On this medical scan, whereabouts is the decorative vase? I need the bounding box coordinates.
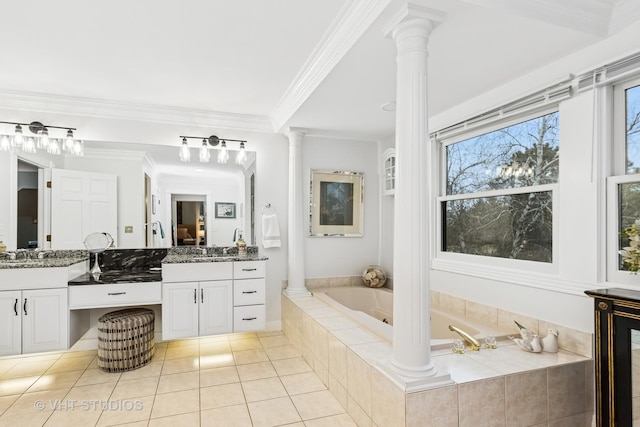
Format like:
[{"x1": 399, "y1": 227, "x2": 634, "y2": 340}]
[{"x1": 362, "y1": 265, "x2": 386, "y2": 288}]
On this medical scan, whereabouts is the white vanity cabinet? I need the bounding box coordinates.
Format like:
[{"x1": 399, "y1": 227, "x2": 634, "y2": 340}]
[
  {"x1": 162, "y1": 262, "x2": 234, "y2": 340},
  {"x1": 0, "y1": 288, "x2": 68, "y2": 356},
  {"x1": 161, "y1": 259, "x2": 266, "y2": 339},
  {"x1": 0, "y1": 264, "x2": 82, "y2": 357},
  {"x1": 233, "y1": 261, "x2": 266, "y2": 332}
]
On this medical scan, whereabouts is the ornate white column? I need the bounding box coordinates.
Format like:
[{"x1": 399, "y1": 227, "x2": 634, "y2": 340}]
[
  {"x1": 378, "y1": 3, "x2": 451, "y2": 391},
  {"x1": 283, "y1": 127, "x2": 311, "y2": 297}
]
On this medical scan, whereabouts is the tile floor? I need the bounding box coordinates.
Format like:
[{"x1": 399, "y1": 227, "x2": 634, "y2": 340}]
[{"x1": 0, "y1": 331, "x2": 357, "y2": 427}]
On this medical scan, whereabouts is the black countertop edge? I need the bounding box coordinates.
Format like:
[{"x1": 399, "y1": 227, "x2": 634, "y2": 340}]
[
  {"x1": 585, "y1": 287, "x2": 640, "y2": 303},
  {"x1": 69, "y1": 270, "x2": 162, "y2": 286}
]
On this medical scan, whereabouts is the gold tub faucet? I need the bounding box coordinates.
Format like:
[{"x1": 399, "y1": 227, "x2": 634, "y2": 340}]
[{"x1": 448, "y1": 325, "x2": 481, "y2": 351}]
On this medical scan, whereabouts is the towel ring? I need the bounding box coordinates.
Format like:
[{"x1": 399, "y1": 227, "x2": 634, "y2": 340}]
[{"x1": 262, "y1": 203, "x2": 276, "y2": 214}]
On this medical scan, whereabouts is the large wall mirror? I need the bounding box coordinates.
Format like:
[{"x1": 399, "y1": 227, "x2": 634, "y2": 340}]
[{"x1": 3, "y1": 139, "x2": 256, "y2": 250}]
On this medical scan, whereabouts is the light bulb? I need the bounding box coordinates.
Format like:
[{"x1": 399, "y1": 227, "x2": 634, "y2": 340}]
[
  {"x1": 235, "y1": 142, "x2": 246, "y2": 165},
  {"x1": 72, "y1": 139, "x2": 84, "y2": 156},
  {"x1": 13, "y1": 124, "x2": 23, "y2": 146},
  {"x1": 199, "y1": 139, "x2": 210, "y2": 163},
  {"x1": 38, "y1": 127, "x2": 50, "y2": 149},
  {"x1": 65, "y1": 129, "x2": 74, "y2": 152},
  {"x1": 47, "y1": 138, "x2": 61, "y2": 155},
  {"x1": 22, "y1": 137, "x2": 36, "y2": 154},
  {"x1": 0, "y1": 135, "x2": 10, "y2": 151},
  {"x1": 179, "y1": 137, "x2": 190, "y2": 162},
  {"x1": 217, "y1": 140, "x2": 228, "y2": 164}
]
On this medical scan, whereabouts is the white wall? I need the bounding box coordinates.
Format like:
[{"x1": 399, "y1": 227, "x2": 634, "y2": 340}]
[{"x1": 302, "y1": 135, "x2": 380, "y2": 278}]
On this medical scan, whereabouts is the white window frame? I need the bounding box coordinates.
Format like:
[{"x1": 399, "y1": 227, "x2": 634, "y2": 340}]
[
  {"x1": 606, "y1": 174, "x2": 640, "y2": 285},
  {"x1": 434, "y1": 106, "x2": 560, "y2": 276},
  {"x1": 607, "y1": 76, "x2": 640, "y2": 285},
  {"x1": 381, "y1": 148, "x2": 396, "y2": 196}
]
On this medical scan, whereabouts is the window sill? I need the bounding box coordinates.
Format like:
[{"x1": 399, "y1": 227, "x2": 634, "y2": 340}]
[{"x1": 431, "y1": 258, "x2": 594, "y2": 297}]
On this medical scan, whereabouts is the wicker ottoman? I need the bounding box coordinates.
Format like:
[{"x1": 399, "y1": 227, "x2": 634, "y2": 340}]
[{"x1": 97, "y1": 308, "x2": 155, "y2": 372}]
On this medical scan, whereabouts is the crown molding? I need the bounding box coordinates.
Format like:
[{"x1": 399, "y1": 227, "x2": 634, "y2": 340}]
[
  {"x1": 0, "y1": 89, "x2": 273, "y2": 133},
  {"x1": 269, "y1": 0, "x2": 393, "y2": 133},
  {"x1": 462, "y1": 0, "x2": 614, "y2": 37}
]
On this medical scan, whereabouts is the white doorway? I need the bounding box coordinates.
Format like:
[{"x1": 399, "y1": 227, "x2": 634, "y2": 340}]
[{"x1": 171, "y1": 194, "x2": 206, "y2": 247}]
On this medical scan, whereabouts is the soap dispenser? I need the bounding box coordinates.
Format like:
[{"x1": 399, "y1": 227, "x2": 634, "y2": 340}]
[
  {"x1": 0, "y1": 241, "x2": 6, "y2": 252},
  {"x1": 236, "y1": 231, "x2": 247, "y2": 256}
]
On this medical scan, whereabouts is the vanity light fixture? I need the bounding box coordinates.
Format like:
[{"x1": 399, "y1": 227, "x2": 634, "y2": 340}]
[
  {"x1": 0, "y1": 120, "x2": 81, "y2": 156},
  {"x1": 177, "y1": 135, "x2": 247, "y2": 164}
]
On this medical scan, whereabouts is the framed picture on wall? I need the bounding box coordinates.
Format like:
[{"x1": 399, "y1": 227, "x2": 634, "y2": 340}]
[
  {"x1": 309, "y1": 170, "x2": 364, "y2": 237},
  {"x1": 215, "y1": 202, "x2": 236, "y2": 218}
]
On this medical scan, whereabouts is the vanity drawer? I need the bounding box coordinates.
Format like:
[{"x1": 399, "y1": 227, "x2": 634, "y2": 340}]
[
  {"x1": 233, "y1": 304, "x2": 265, "y2": 332},
  {"x1": 233, "y1": 261, "x2": 265, "y2": 279},
  {"x1": 163, "y1": 261, "x2": 233, "y2": 283},
  {"x1": 234, "y1": 279, "x2": 265, "y2": 306},
  {"x1": 69, "y1": 282, "x2": 162, "y2": 309}
]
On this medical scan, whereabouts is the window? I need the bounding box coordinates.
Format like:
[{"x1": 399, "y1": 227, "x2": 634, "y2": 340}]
[
  {"x1": 609, "y1": 77, "x2": 640, "y2": 282},
  {"x1": 438, "y1": 111, "x2": 559, "y2": 263},
  {"x1": 382, "y1": 148, "x2": 395, "y2": 196}
]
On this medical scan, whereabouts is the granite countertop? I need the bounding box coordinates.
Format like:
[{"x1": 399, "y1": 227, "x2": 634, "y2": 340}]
[
  {"x1": 0, "y1": 249, "x2": 88, "y2": 270},
  {"x1": 162, "y1": 253, "x2": 268, "y2": 264},
  {"x1": 0, "y1": 247, "x2": 268, "y2": 274}
]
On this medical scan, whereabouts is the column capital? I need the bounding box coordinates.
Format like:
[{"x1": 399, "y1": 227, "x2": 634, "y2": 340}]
[
  {"x1": 382, "y1": 1, "x2": 445, "y2": 39},
  {"x1": 284, "y1": 127, "x2": 308, "y2": 140}
]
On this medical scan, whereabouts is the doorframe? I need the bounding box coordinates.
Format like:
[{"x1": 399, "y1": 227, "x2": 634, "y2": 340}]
[{"x1": 170, "y1": 193, "x2": 208, "y2": 247}]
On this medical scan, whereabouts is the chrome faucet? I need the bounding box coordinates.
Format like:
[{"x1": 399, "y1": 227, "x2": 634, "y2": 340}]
[{"x1": 449, "y1": 325, "x2": 481, "y2": 351}]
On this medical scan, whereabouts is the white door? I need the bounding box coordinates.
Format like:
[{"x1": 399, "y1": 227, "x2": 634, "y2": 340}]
[
  {"x1": 50, "y1": 168, "x2": 117, "y2": 249},
  {"x1": 200, "y1": 280, "x2": 233, "y2": 336},
  {"x1": 162, "y1": 282, "x2": 199, "y2": 340},
  {"x1": 22, "y1": 288, "x2": 68, "y2": 354},
  {"x1": 0, "y1": 291, "x2": 22, "y2": 356}
]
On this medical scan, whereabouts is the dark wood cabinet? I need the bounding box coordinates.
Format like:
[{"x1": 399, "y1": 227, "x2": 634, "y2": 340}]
[{"x1": 586, "y1": 287, "x2": 640, "y2": 426}]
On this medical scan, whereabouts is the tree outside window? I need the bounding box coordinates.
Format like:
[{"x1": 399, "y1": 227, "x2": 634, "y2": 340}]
[{"x1": 442, "y1": 112, "x2": 559, "y2": 262}]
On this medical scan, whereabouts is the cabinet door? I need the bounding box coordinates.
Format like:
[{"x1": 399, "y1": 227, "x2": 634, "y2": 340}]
[
  {"x1": 22, "y1": 288, "x2": 68, "y2": 354},
  {"x1": 0, "y1": 291, "x2": 22, "y2": 357},
  {"x1": 199, "y1": 280, "x2": 233, "y2": 336},
  {"x1": 162, "y1": 282, "x2": 199, "y2": 340}
]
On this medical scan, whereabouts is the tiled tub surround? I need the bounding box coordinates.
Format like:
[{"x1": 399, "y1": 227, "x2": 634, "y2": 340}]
[{"x1": 282, "y1": 288, "x2": 594, "y2": 427}]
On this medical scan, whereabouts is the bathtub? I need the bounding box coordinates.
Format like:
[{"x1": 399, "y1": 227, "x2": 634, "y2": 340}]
[{"x1": 313, "y1": 286, "x2": 491, "y2": 347}]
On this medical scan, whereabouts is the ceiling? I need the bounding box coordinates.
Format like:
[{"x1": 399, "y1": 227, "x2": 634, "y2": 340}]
[{"x1": 0, "y1": 0, "x2": 638, "y2": 152}]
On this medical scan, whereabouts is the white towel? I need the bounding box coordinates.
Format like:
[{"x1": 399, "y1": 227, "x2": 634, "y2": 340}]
[{"x1": 262, "y1": 212, "x2": 281, "y2": 248}]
